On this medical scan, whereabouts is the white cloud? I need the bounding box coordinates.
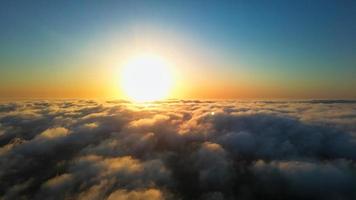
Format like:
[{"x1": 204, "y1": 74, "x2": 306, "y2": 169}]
[{"x1": 0, "y1": 100, "x2": 355, "y2": 199}]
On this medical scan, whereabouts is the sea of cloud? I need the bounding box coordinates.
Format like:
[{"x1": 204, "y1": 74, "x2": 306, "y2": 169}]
[{"x1": 0, "y1": 99, "x2": 356, "y2": 200}]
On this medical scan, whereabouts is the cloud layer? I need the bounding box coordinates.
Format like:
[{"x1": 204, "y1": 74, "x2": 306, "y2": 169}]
[{"x1": 0, "y1": 100, "x2": 356, "y2": 200}]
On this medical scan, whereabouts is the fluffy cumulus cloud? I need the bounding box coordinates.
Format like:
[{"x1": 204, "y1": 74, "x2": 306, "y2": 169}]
[{"x1": 0, "y1": 99, "x2": 356, "y2": 199}]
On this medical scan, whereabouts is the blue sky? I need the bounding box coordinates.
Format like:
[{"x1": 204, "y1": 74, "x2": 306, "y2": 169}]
[{"x1": 1, "y1": 0, "x2": 355, "y2": 99}]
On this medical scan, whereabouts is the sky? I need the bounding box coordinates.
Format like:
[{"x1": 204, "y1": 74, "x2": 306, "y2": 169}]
[{"x1": 0, "y1": 0, "x2": 355, "y2": 99}]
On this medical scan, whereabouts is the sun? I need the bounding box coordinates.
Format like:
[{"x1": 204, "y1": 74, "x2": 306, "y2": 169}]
[{"x1": 120, "y1": 54, "x2": 173, "y2": 102}]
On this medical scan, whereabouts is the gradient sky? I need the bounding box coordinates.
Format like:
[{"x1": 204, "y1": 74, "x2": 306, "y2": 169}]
[{"x1": 1, "y1": 0, "x2": 355, "y2": 99}]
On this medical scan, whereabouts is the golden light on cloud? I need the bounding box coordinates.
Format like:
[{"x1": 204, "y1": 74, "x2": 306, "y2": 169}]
[{"x1": 120, "y1": 54, "x2": 174, "y2": 102}]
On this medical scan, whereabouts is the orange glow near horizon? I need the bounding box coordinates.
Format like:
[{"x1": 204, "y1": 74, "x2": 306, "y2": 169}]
[{"x1": 1, "y1": 30, "x2": 355, "y2": 101}]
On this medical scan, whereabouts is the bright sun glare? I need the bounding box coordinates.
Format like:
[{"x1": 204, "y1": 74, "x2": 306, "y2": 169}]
[{"x1": 120, "y1": 54, "x2": 173, "y2": 102}]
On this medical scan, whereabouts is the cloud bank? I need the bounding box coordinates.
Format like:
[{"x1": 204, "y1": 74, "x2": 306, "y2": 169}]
[{"x1": 0, "y1": 100, "x2": 356, "y2": 200}]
